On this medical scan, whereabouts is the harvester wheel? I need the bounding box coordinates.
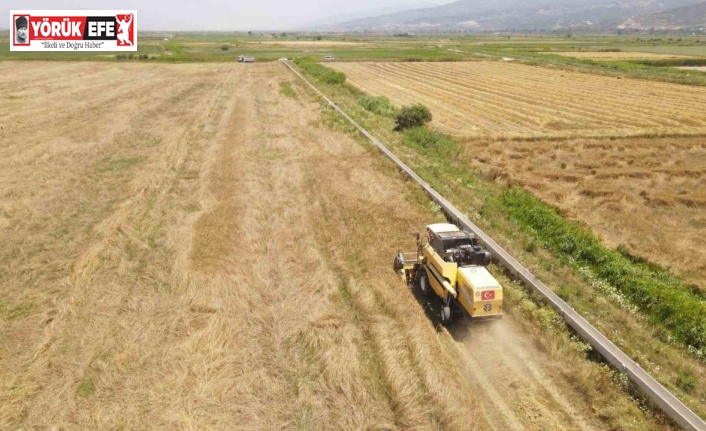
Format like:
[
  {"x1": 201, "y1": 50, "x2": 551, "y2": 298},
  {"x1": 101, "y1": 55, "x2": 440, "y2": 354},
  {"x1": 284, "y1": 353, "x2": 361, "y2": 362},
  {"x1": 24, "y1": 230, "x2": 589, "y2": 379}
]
[
  {"x1": 441, "y1": 306, "x2": 452, "y2": 325},
  {"x1": 417, "y1": 270, "x2": 431, "y2": 297},
  {"x1": 392, "y1": 253, "x2": 404, "y2": 272}
]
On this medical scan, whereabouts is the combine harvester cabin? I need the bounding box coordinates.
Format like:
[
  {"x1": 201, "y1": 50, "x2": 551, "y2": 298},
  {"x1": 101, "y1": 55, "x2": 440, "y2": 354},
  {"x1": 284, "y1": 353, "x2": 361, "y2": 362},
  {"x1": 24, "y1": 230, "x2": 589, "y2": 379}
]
[{"x1": 394, "y1": 223, "x2": 503, "y2": 325}]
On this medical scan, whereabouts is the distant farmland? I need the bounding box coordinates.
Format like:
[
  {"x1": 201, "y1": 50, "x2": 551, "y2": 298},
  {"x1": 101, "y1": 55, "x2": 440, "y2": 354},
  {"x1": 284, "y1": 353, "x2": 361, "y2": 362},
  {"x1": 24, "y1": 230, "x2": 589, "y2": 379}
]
[
  {"x1": 331, "y1": 61, "x2": 706, "y2": 138},
  {"x1": 552, "y1": 51, "x2": 698, "y2": 60}
]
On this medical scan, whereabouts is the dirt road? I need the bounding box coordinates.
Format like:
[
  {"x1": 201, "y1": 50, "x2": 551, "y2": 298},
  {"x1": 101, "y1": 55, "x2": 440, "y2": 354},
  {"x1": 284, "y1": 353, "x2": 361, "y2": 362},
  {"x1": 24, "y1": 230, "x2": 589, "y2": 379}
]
[
  {"x1": 454, "y1": 319, "x2": 599, "y2": 430},
  {"x1": 0, "y1": 62, "x2": 655, "y2": 429}
]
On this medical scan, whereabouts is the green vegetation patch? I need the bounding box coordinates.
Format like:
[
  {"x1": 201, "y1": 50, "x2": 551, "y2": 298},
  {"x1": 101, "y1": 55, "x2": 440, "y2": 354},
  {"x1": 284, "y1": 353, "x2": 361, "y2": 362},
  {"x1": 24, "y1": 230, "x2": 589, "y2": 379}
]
[
  {"x1": 76, "y1": 376, "x2": 95, "y2": 398},
  {"x1": 293, "y1": 57, "x2": 346, "y2": 85},
  {"x1": 279, "y1": 81, "x2": 298, "y2": 99},
  {"x1": 0, "y1": 299, "x2": 36, "y2": 321},
  {"x1": 630, "y1": 58, "x2": 706, "y2": 67},
  {"x1": 677, "y1": 368, "x2": 698, "y2": 393},
  {"x1": 164, "y1": 40, "x2": 185, "y2": 55},
  {"x1": 402, "y1": 126, "x2": 459, "y2": 158},
  {"x1": 499, "y1": 187, "x2": 706, "y2": 351},
  {"x1": 359, "y1": 95, "x2": 396, "y2": 116},
  {"x1": 100, "y1": 156, "x2": 148, "y2": 172}
]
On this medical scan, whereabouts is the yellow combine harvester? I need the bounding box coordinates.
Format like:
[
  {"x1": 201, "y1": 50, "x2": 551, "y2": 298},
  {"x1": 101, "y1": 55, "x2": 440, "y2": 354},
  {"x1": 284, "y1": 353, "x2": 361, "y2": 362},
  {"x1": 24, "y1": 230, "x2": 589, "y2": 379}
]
[{"x1": 393, "y1": 223, "x2": 503, "y2": 325}]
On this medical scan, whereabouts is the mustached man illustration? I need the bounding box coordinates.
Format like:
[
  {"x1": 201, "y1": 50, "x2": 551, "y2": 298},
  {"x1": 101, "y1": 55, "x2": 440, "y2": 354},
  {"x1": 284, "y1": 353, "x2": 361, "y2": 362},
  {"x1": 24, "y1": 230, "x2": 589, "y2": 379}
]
[{"x1": 15, "y1": 16, "x2": 29, "y2": 44}]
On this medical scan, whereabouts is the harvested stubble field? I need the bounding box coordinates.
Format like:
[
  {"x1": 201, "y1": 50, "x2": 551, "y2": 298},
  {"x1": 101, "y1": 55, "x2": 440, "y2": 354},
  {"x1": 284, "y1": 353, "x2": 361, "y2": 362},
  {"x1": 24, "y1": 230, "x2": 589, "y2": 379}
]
[
  {"x1": 0, "y1": 61, "x2": 670, "y2": 430},
  {"x1": 0, "y1": 63, "x2": 644, "y2": 429},
  {"x1": 330, "y1": 61, "x2": 706, "y2": 138},
  {"x1": 469, "y1": 136, "x2": 706, "y2": 290}
]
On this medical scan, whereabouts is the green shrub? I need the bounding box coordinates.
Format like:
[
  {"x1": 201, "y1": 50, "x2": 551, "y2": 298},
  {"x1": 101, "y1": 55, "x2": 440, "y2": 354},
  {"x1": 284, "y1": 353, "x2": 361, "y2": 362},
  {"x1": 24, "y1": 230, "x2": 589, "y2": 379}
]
[
  {"x1": 394, "y1": 104, "x2": 432, "y2": 131},
  {"x1": 359, "y1": 96, "x2": 396, "y2": 116},
  {"x1": 293, "y1": 57, "x2": 346, "y2": 85},
  {"x1": 402, "y1": 126, "x2": 459, "y2": 158},
  {"x1": 220, "y1": 44, "x2": 230, "y2": 51}
]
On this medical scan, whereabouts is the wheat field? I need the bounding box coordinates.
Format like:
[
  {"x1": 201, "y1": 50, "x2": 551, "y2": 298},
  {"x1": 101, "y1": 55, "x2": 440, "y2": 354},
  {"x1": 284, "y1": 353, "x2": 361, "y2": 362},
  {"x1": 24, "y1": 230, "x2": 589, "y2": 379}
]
[
  {"x1": 330, "y1": 61, "x2": 706, "y2": 138},
  {"x1": 0, "y1": 61, "x2": 670, "y2": 430}
]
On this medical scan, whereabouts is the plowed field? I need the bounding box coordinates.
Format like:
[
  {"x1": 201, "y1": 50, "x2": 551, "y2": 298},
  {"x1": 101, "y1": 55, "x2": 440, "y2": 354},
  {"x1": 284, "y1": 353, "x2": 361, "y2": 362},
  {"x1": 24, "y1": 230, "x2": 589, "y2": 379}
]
[{"x1": 330, "y1": 61, "x2": 706, "y2": 138}]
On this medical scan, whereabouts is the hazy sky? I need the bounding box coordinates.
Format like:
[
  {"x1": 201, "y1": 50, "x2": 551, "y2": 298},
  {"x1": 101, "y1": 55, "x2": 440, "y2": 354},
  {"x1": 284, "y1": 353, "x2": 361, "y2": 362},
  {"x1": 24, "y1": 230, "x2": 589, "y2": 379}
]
[{"x1": 3, "y1": 0, "x2": 449, "y2": 31}]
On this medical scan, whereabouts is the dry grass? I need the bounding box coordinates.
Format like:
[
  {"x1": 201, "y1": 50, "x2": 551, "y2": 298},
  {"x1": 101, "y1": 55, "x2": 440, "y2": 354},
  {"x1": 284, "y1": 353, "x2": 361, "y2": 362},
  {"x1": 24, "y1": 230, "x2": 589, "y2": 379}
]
[
  {"x1": 0, "y1": 61, "x2": 489, "y2": 430},
  {"x1": 452, "y1": 317, "x2": 606, "y2": 430},
  {"x1": 553, "y1": 51, "x2": 698, "y2": 60},
  {"x1": 0, "y1": 61, "x2": 677, "y2": 430},
  {"x1": 467, "y1": 136, "x2": 706, "y2": 291},
  {"x1": 0, "y1": 61, "x2": 240, "y2": 428},
  {"x1": 330, "y1": 61, "x2": 706, "y2": 138}
]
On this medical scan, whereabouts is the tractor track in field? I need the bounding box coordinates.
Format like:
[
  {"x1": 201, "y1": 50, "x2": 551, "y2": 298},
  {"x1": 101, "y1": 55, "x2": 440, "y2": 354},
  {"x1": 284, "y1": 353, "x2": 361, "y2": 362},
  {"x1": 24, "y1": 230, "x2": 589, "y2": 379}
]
[
  {"x1": 454, "y1": 319, "x2": 597, "y2": 431},
  {"x1": 412, "y1": 287, "x2": 599, "y2": 431}
]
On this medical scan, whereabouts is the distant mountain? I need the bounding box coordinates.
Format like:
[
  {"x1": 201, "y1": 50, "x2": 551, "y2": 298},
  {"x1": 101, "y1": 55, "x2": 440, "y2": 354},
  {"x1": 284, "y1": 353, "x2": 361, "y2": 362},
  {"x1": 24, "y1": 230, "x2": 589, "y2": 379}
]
[
  {"x1": 620, "y1": 1, "x2": 706, "y2": 29},
  {"x1": 309, "y1": 0, "x2": 702, "y2": 32},
  {"x1": 299, "y1": 3, "x2": 440, "y2": 29}
]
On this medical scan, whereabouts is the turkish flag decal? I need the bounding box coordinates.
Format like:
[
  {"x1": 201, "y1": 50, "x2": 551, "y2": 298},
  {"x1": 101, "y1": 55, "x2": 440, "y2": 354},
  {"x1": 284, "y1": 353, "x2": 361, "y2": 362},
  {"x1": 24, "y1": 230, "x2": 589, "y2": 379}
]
[{"x1": 481, "y1": 290, "x2": 495, "y2": 301}]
